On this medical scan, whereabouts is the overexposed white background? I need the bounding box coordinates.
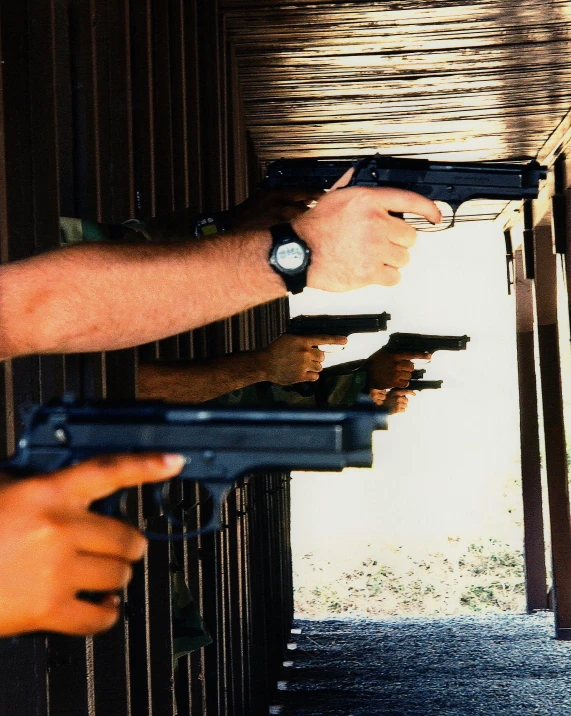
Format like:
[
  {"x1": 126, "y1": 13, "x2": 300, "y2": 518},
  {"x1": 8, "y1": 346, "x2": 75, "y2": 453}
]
[{"x1": 289, "y1": 219, "x2": 525, "y2": 567}]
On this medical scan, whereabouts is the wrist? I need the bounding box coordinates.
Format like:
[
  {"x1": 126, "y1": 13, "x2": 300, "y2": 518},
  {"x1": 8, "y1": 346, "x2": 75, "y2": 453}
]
[
  {"x1": 269, "y1": 223, "x2": 312, "y2": 295},
  {"x1": 290, "y1": 215, "x2": 323, "y2": 290}
]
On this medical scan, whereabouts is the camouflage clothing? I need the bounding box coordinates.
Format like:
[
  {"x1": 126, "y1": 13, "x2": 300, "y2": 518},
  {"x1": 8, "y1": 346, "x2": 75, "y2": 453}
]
[
  {"x1": 212, "y1": 364, "x2": 369, "y2": 409},
  {"x1": 59, "y1": 217, "x2": 152, "y2": 245}
]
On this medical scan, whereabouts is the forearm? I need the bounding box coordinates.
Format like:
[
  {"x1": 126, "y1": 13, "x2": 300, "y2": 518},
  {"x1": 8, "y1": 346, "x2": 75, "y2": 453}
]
[
  {"x1": 138, "y1": 352, "x2": 269, "y2": 403},
  {"x1": 0, "y1": 230, "x2": 284, "y2": 360}
]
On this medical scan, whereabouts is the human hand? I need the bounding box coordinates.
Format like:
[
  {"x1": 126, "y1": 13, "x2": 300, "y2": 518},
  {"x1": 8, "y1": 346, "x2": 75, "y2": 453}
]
[
  {"x1": 367, "y1": 347, "x2": 432, "y2": 389},
  {"x1": 369, "y1": 388, "x2": 388, "y2": 407},
  {"x1": 291, "y1": 180, "x2": 441, "y2": 290},
  {"x1": 230, "y1": 188, "x2": 324, "y2": 231},
  {"x1": 0, "y1": 453, "x2": 184, "y2": 637},
  {"x1": 259, "y1": 333, "x2": 347, "y2": 384},
  {"x1": 383, "y1": 388, "x2": 415, "y2": 414}
]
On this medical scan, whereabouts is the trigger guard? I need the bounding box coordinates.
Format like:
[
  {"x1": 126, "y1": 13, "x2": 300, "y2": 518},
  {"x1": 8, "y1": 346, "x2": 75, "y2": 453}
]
[
  {"x1": 152, "y1": 481, "x2": 184, "y2": 526},
  {"x1": 147, "y1": 480, "x2": 233, "y2": 541}
]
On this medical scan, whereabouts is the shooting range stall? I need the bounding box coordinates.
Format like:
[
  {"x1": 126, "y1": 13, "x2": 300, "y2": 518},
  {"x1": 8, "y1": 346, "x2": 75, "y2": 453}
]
[{"x1": 3, "y1": 0, "x2": 571, "y2": 714}]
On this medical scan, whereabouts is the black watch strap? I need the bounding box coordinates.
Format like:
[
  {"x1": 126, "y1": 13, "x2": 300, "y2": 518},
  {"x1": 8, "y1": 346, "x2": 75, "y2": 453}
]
[{"x1": 269, "y1": 223, "x2": 311, "y2": 295}]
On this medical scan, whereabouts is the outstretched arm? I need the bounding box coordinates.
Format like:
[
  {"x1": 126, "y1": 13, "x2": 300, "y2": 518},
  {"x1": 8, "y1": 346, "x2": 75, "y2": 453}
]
[
  {"x1": 138, "y1": 333, "x2": 347, "y2": 403},
  {"x1": 0, "y1": 187, "x2": 440, "y2": 361},
  {"x1": 0, "y1": 230, "x2": 282, "y2": 360}
]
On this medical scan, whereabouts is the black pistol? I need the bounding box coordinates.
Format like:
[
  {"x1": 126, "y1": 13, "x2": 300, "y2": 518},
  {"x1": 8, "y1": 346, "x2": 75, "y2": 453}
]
[
  {"x1": 385, "y1": 333, "x2": 470, "y2": 355},
  {"x1": 289, "y1": 313, "x2": 390, "y2": 337},
  {"x1": 407, "y1": 379, "x2": 443, "y2": 391},
  {"x1": 263, "y1": 155, "x2": 546, "y2": 227},
  {"x1": 2, "y1": 396, "x2": 388, "y2": 541}
]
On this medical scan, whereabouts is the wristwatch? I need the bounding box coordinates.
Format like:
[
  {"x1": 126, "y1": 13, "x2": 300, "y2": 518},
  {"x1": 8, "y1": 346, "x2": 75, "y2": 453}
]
[
  {"x1": 194, "y1": 211, "x2": 228, "y2": 237},
  {"x1": 268, "y1": 223, "x2": 312, "y2": 295}
]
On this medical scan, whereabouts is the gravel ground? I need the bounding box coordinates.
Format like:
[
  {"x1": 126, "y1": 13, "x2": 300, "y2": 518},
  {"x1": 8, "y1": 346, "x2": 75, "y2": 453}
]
[{"x1": 278, "y1": 613, "x2": 571, "y2": 716}]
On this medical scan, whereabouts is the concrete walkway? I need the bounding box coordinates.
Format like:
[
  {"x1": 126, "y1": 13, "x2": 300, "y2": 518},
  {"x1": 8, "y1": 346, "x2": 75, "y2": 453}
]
[{"x1": 278, "y1": 613, "x2": 571, "y2": 716}]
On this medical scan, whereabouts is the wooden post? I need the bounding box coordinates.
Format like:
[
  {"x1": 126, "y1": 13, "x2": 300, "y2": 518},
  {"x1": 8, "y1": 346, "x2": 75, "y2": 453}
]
[
  {"x1": 514, "y1": 248, "x2": 548, "y2": 611},
  {"x1": 533, "y1": 224, "x2": 571, "y2": 639}
]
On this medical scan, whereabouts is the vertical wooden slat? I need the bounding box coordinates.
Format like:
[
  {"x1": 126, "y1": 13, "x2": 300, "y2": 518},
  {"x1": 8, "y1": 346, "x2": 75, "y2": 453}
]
[
  {"x1": 54, "y1": 0, "x2": 84, "y2": 397},
  {"x1": 146, "y1": 528, "x2": 176, "y2": 716},
  {"x1": 147, "y1": 3, "x2": 178, "y2": 713},
  {"x1": 514, "y1": 248, "x2": 548, "y2": 611},
  {"x1": 32, "y1": 2, "x2": 91, "y2": 712},
  {"x1": 239, "y1": 484, "x2": 253, "y2": 714},
  {"x1": 186, "y1": 484, "x2": 207, "y2": 713},
  {"x1": 130, "y1": 0, "x2": 155, "y2": 217},
  {"x1": 0, "y1": 0, "x2": 14, "y2": 462},
  {"x1": 534, "y1": 224, "x2": 571, "y2": 639},
  {"x1": 0, "y1": 3, "x2": 53, "y2": 713},
  {"x1": 564, "y1": 181, "x2": 571, "y2": 339},
  {"x1": 200, "y1": 528, "x2": 222, "y2": 713},
  {"x1": 91, "y1": 1, "x2": 136, "y2": 713},
  {"x1": 227, "y1": 489, "x2": 245, "y2": 715},
  {"x1": 174, "y1": 4, "x2": 203, "y2": 708}
]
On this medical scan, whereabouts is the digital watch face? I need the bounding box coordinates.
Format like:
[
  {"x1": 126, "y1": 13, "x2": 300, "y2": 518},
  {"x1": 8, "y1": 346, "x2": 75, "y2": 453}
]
[{"x1": 275, "y1": 241, "x2": 306, "y2": 272}]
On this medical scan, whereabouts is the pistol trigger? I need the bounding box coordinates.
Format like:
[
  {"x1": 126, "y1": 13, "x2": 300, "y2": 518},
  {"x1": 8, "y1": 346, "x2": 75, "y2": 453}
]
[
  {"x1": 201, "y1": 481, "x2": 233, "y2": 534},
  {"x1": 448, "y1": 202, "x2": 459, "y2": 228}
]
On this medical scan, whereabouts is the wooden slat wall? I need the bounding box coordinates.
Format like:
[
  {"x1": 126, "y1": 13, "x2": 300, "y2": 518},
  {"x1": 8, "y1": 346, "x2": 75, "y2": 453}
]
[
  {"x1": 513, "y1": 247, "x2": 548, "y2": 613},
  {"x1": 223, "y1": 0, "x2": 571, "y2": 165},
  {"x1": 0, "y1": 1, "x2": 293, "y2": 714},
  {"x1": 506, "y1": 128, "x2": 571, "y2": 638}
]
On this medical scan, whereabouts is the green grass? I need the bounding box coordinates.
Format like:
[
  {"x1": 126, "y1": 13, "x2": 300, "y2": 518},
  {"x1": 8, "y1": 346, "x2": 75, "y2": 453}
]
[{"x1": 294, "y1": 538, "x2": 526, "y2": 618}]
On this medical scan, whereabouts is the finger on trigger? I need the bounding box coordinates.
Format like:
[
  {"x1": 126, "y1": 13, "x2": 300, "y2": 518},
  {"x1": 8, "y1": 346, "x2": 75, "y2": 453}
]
[
  {"x1": 397, "y1": 352, "x2": 433, "y2": 360},
  {"x1": 284, "y1": 188, "x2": 324, "y2": 203},
  {"x1": 372, "y1": 187, "x2": 442, "y2": 226},
  {"x1": 309, "y1": 335, "x2": 348, "y2": 346}
]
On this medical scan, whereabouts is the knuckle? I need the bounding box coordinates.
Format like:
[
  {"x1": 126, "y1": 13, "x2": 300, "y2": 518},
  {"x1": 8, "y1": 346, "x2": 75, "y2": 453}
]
[
  {"x1": 383, "y1": 269, "x2": 401, "y2": 287},
  {"x1": 106, "y1": 560, "x2": 132, "y2": 588},
  {"x1": 20, "y1": 477, "x2": 57, "y2": 507},
  {"x1": 398, "y1": 248, "x2": 411, "y2": 268},
  {"x1": 120, "y1": 563, "x2": 134, "y2": 586},
  {"x1": 77, "y1": 607, "x2": 120, "y2": 636},
  {"x1": 116, "y1": 525, "x2": 147, "y2": 560},
  {"x1": 33, "y1": 562, "x2": 68, "y2": 621}
]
